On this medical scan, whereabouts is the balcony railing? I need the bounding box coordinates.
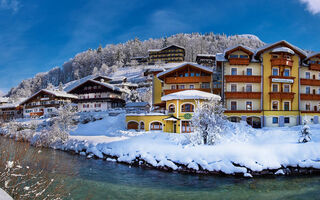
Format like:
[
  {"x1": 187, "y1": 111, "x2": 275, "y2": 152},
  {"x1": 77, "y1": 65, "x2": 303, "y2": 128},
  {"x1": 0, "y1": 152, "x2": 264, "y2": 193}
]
[
  {"x1": 269, "y1": 76, "x2": 295, "y2": 83},
  {"x1": 271, "y1": 58, "x2": 293, "y2": 67},
  {"x1": 225, "y1": 75, "x2": 261, "y2": 83},
  {"x1": 229, "y1": 58, "x2": 250, "y2": 65},
  {"x1": 300, "y1": 94, "x2": 320, "y2": 100},
  {"x1": 163, "y1": 88, "x2": 211, "y2": 95},
  {"x1": 310, "y1": 64, "x2": 320, "y2": 71},
  {"x1": 300, "y1": 78, "x2": 320, "y2": 86},
  {"x1": 165, "y1": 76, "x2": 211, "y2": 84},
  {"x1": 225, "y1": 92, "x2": 261, "y2": 99},
  {"x1": 224, "y1": 110, "x2": 262, "y2": 113},
  {"x1": 269, "y1": 92, "x2": 295, "y2": 99}
]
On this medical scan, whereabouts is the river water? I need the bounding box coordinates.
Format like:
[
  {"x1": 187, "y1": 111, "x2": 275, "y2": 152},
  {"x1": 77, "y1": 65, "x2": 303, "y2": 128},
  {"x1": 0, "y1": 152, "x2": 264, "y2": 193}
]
[{"x1": 1, "y1": 138, "x2": 320, "y2": 200}]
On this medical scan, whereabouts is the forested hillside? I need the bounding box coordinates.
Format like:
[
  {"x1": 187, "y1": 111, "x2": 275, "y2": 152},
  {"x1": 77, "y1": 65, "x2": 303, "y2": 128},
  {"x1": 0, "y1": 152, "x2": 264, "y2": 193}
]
[{"x1": 7, "y1": 33, "x2": 265, "y2": 98}]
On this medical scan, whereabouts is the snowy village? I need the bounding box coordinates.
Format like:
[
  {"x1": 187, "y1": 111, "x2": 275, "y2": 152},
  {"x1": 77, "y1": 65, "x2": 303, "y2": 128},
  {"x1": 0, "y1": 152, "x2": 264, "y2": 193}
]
[{"x1": 1, "y1": 0, "x2": 320, "y2": 199}]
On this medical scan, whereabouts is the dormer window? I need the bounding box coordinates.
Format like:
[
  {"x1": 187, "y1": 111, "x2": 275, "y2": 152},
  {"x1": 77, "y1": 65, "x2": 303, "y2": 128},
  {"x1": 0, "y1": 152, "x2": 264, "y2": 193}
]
[
  {"x1": 239, "y1": 55, "x2": 249, "y2": 59},
  {"x1": 230, "y1": 54, "x2": 238, "y2": 58}
]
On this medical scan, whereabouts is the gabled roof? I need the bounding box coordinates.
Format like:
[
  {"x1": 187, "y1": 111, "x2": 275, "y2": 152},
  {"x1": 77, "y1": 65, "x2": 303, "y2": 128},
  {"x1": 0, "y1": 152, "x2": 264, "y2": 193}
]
[
  {"x1": 224, "y1": 45, "x2": 254, "y2": 58},
  {"x1": 306, "y1": 52, "x2": 320, "y2": 61},
  {"x1": 161, "y1": 90, "x2": 221, "y2": 101},
  {"x1": 20, "y1": 89, "x2": 78, "y2": 105},
  {"x1": 92, "y1": 75, "x2": 112, "y2": 82},
  {"x1": 148, "y1": 44, "x2": 185, "y2": 52},
  {"x1": 272, "y1": 47, "x2": 295, "y2": 54},
  {"x1": 157, "y1": 62, "x2": 213, "y2": 80},
  {"x1": 67, "y1": 79, "x2": 124, "y2": 93},
  {"x1": 255, "y1": 40, "x2": 307, "y2": 59}
]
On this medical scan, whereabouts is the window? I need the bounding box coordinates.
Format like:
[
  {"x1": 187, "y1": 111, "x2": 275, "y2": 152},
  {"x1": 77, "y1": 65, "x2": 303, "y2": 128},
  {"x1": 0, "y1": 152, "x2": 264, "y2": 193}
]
[
  {"x1": 272, "y1": 55, "x2": 278, "y2": 59},
  {"x1": 185, "y1": 72, "x2": 189, "y2": 77},
  {"x1": 284, "y1": 117, "x2": 290, "y2": 124},
  {"x1": 318, "y1": 88, "x2": 320, "y2": 94},
  {"x1": 189, "y1": 85, "x2": 195, "y2": 89},
  {"x1": 246, "y1": 101, "x2": 252, "y2": 110},
  {"x1": 318, "y1": 72, "x2": 320, "y2": 80},
  {"x1": 283, "y1": 84, "x2": 290, "y2": 93},
  {"x1": 306, "y1": 72, "x2": 311, "y2": 79},
  {"x1": 140, "y1": 122, "x2": 145, "y2": 130},
  {"x1": 240, "y1": 55, "x2": 249, "y2": 58},
  {"x1": 246, "y1": 84, "x2": 252, "y2": 92},
  {"x1": 171, "y1": 85, "x2": 176, "y2": 90},
  {"x1": 272, "y1": 84, "x2": 278, "y2": 92},
  {"x1": 231, "y1": 84, "x2": 237, "y2": 92},
  {"x1": 272, "y1": 68, "x2": 279, "y2": 76},
  {"x1": 231, "y1": 101, "x2": 237, "y2": 111},
  {"x1": 306, "y1": 86, "x2": 311, "y2": 94},
  {"x1": 195, "y1": 72, "x2": 200, "y2": 77},
  {"x1": 47, "y1": 108, "x2": 53, "y2": 113},
  {"x1": 179, "y1": 85, "x2": 185, "y2": 89},
  {"x1": 201, "y1": 82, "x2": 210, "y2": 89},
  {"x1": 231, "y1": 68, "x2": 237, "y2": 75},
  {"x1": 230, "y1": 54, "x2": 238, "y2": 58},
  {"x1": 284, "y1": 102, "x2": 290, "y2": 111},
  {"x1": 306, "y1": 103, "x2": 311, "y2": 111},
  {"x1": 246, "y1": 68, "x2": 252, "y2": 76},
  {"x1": 181, "y1": 121, "x2": 193, "y2": 133},
  {"x1": 168, "y1": 104, "x2": 175, "y2": 113},
  {"x1": 150, "y1": 122, "x2": 162, "y2": 130},
  {"x1": 283, "y1": 69, "x2": 290, "y2": 77},
  {"x1": 182, "y1": 104, "x2": 194, "y2": 112},
  {"x1": 272, "y1": 117, "x2": 279, "y2": 124},
  {"x1": 272, "y1": 101, "x2": 279, "y2": 110}
]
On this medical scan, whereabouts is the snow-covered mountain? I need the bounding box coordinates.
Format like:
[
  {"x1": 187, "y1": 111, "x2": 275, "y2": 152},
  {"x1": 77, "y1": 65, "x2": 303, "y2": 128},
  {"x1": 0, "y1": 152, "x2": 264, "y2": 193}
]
[{"x1": 7, "y1": 33, "x2": 265, "y2": 98}]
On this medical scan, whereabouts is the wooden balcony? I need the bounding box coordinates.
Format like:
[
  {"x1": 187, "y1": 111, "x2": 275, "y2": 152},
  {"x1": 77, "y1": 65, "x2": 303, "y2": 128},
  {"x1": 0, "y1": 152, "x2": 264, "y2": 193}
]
[
  {"x1": 225, "y1": 75, "x2": 261, "y2": 83},
  {"x1": 300, "y1": 94, "x2": 320, "y2": 100},
  {"x1": 163, "y1": 88, "x2": 211, "y2": 95},
  {"x1": 300, "y1": 78, "x2": 320, "y2": 86},
  {"x1": 30, "y1": 112, "x2": 44, "y2": 117},
  {"x1": 229, "y1": 58, "x2": 250, "y2": 65},
  {"x1": 165, "y1": 76, "x2": 211, "y2": 84},
  {"x1": 310, "y1": 64, "x2": 320, "y2": 71},
  {"x1": 269, "y1": 92, "x2": 295, "y2": 99},
  {"x1": 225, "y1": 92, "x2": 261, "y2": 99},
  {"x1": 301, "y1": 111, "x2": 320, "y2": 114},
  {"x1": 271, "y1": 58, "x2": 293, "y2": 67}
]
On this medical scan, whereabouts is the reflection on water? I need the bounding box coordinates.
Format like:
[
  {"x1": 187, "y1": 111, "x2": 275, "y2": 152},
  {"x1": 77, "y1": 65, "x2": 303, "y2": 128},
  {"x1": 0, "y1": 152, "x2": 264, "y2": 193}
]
[{"x1": 1, "y1": 138, "x2": 320, "y2": 200}]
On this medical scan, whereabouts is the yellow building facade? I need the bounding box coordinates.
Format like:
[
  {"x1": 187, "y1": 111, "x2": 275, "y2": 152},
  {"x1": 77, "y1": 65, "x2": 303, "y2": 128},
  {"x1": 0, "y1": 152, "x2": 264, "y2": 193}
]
[
  {"x1": 220, "y1": 41, "x2": 320, "y2": 127},
  {"x1": 126, "y1": 63, "x2": 220, "y2": 133}
]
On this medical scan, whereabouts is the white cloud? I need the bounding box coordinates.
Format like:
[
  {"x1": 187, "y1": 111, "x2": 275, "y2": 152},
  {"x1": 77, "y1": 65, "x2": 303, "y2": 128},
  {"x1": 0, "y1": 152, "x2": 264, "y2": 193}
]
[
  {"x1": 300, "y1": 0, "x2": 320, "y2": 15},
  {"x1": 0, "y1": 0, "x2": 20, "y2": 13}
]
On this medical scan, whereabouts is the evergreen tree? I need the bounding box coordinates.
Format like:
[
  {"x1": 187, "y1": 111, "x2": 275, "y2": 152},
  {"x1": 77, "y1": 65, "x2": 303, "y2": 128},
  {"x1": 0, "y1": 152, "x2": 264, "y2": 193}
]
[{"x1": 299, "y1": 120, "x2": 312, "y2": 143}]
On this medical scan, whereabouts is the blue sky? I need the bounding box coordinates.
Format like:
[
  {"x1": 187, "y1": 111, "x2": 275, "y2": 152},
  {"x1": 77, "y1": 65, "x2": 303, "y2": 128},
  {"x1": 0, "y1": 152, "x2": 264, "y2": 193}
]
[{"x1": 0, "y1": 0, "x2": 320, "y2": 94}]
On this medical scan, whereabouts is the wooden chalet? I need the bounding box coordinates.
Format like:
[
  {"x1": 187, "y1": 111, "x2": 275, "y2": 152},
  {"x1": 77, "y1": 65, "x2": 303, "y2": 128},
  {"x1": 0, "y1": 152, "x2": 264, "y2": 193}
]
[
  {"x1": 21, "y1": 89, "x2": 77, "y2": 118},
  {"x1": 67, "y1": 79, "x2": 125, "y2": 112}
]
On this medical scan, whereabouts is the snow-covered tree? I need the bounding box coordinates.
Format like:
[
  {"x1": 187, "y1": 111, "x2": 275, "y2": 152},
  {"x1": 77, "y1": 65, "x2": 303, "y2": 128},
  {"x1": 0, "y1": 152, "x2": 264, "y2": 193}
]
[
  {"x1": 190, "y1": 100, "x2": 226, "y2": 145},
  {"x1": 35, "y1": 104, "x2": 78, "y2": 147},
  {"x1": 299, "y1": 120, "x2": 312, "y2": 143},
  {"x1": 58, "y1": 82, "x2": 64, "y2": 91}
]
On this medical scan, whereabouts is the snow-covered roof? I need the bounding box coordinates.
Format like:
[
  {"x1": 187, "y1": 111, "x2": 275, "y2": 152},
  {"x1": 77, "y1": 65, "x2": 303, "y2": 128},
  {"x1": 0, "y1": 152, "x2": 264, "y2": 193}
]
[
  {"x1": 215, "y1": 53, "x2": 227, "y2": 62},
  {"x1": 0, "y1": 103, "x2": 20, "y2": 109},
  {"x1": 157, "y1": 62, "x2": 213, "y2": 79},
  {"x1": 196, "y1": 54, "x2": 216, "y2": 57},
  {"x1": 306, "y1": 52, "x2": 320, "y2": 60},
  {"x1": 272, "y1": 47, "x2": 295, "y2": 55},
  {"x1": 161, "y1": 90, "x2": 221, "y2": 101},
  {"x1": 224, "y1": 45, "x2": 254, "y2": 56},
  {"x1": 148, "y1": 44, "x2": 185, "y2": 52},
  {"x1": 20, "y1": 89, "x2": 78, "y2": 105},
  {"x1": 0, "y1": 97, "x2": 9, "y2": 103},
  {"x1": 125, "y1": 102, "x2": 150, "y2": 107},
  {"x1": 255, "y1": 40, "x2": 307, "y2": 58}
]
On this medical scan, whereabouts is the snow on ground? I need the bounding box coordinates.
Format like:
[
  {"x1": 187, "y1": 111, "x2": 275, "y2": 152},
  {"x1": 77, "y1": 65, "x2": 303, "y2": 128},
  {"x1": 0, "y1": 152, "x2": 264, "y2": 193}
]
[
  {"x1": 0, "y1": 188, "x2": 13, "y2": 200},
  {"x1": 57, "y1": 114, "x2": 320, "y2": 176}
]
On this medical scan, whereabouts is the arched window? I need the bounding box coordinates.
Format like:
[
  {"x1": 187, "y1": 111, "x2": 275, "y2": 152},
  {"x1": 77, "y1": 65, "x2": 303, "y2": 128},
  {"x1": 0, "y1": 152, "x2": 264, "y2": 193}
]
[
  {"x1": 181, "y1": 104, "x2": 194, "y2": 112},
  {"x1": 150, "y1": 122, "x2": 162, "y2": 130},
  {"x1": 140, "y1": 122, "x2": 145, "y2": 130},
  {"x1": 127, "y1": 121, "x2": 139, "y2": 130},
  {"x1": 168, "y1": 104, "x2": 175, "y2": 113}
]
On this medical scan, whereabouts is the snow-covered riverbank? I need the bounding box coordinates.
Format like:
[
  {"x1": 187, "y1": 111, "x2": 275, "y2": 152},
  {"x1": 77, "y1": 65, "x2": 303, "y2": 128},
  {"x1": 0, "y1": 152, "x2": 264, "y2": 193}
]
[{"x1": 2, "y1": 113, "x2": 320, "y2": 177}]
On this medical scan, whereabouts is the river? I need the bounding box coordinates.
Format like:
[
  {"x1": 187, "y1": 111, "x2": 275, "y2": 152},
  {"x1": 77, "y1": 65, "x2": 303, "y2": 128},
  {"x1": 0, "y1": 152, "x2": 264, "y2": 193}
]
[{"x1": 1, "y1": 138, "x2": 320, "y2": 200}]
